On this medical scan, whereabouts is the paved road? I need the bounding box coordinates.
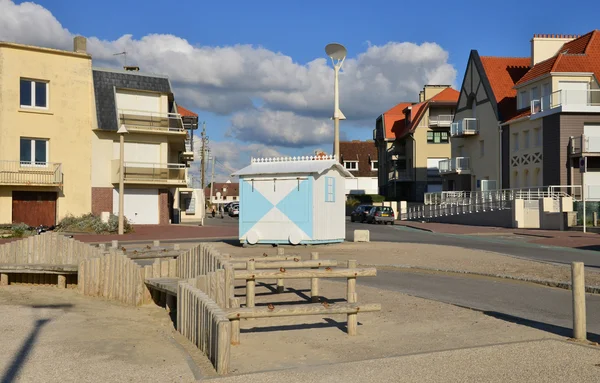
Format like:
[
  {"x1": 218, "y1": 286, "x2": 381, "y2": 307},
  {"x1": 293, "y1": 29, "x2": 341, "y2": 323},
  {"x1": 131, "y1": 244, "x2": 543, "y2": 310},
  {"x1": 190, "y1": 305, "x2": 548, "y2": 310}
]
[
  {"x1": 355, "y1": 268, "x2": 600, "y2": 341},
  {"x1": 346, "y1": 220, "x2": 600, "y2": 268}
]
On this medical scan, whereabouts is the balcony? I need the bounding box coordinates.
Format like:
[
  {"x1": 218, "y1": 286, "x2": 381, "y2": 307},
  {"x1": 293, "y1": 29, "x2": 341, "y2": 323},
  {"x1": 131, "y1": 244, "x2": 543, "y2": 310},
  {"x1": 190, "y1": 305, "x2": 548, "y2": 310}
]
[
  {"x1": 429, "y1": 114, "x2": 454, "y2": 127},
  {"x1": 0, "y1": 161, "x2": 63, "y2": 186},
  {"x1": 112, "y1": 160, "x2": 187, "y2": 186},
  {"x1": 531, "y1": 89, "x2": 600, "y2": 119},
  {"x1": 450, "y1": 118, "x2": 478, "y2": 137},
  {"x1": 570, "y1": 135, "x2": 600, "y2": 155},
  {"x1": 181, "y1": 138, "x2": 194, "y2": 162},
  {"x1": 118, "y1": 109, "x2": 186, "y2": 135},
  {"x1": 388, "y1": 169, "x2": 412, "y2": 182},
  {"x1": 439, "y1": 157, "x2": 471, "y2": 175}
]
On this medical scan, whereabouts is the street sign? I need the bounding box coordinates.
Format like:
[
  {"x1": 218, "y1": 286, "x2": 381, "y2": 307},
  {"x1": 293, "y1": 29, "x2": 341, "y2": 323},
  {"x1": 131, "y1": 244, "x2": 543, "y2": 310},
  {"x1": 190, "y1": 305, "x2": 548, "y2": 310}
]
[{"x1": 580, "y1": 157, "x2": 587, "y2": 173}]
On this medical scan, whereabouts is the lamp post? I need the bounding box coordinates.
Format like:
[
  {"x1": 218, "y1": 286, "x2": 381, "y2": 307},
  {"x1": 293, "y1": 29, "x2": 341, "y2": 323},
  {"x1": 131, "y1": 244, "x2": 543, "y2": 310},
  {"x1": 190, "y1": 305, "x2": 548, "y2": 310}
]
[
  {"x1": 117, "y1": 124, "x2": 129, "y2": 235},
  {"x1": 325, "y1": 43, "x2": 347, "y2": 160}
]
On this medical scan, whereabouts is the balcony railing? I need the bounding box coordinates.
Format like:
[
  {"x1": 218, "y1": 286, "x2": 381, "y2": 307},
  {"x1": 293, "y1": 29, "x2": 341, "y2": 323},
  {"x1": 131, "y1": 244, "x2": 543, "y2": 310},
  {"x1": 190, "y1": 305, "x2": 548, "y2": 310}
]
[
  {"x1": 531, "y1": 89, "x2": 600, "y2": 115},
  {"x1": 112, "y1": 160, "x2": 187, "y2": 185},
  {"x1": 429, "y1": 114, "x2": 454, "y2": 127},
  {"x1": 118, "y1": 109, "x2": 185, "y2": 133},
  {"x1": 388, "y1": 169, "x2": 412, "y2": 181},
  {"x1": 450, "y1": 118, "x2": 478, "y2": 137},
  {"x1": 438, "y1": 157, "x2": 470, "y2": 174},
  {"x1": 570, "y1": 134, "x2": 600, "y2": 155},
  {"x1": 0, "y1": 161, "x2": 63, "y2": 186}
]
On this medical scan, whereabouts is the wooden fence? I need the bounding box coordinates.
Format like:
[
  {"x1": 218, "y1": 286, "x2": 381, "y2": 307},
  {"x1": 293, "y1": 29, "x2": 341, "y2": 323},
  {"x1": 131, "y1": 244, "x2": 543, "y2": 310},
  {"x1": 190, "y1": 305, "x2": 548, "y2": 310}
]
[
  {"x1": 177, "y1": 279, "x2": 230, "y2": 375},
  {"x1": 78, "y1": 248, "x2": 152, "y2": 306},
  {"x1": 0, "y1": 232, "x2": 99, "y2": 265}
]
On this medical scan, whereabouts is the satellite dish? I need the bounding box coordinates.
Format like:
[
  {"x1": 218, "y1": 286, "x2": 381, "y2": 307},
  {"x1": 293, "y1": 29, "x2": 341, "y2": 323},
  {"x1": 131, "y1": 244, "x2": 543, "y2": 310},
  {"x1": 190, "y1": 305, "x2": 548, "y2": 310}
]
[{"x1": 325, "y1": 43, "x2": 347, "y2": 61}]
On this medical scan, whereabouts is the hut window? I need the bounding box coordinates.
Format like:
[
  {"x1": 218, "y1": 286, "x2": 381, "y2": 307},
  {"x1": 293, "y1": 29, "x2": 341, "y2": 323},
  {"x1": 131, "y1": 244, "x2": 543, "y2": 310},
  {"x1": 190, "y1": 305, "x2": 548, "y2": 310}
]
[{"x1": 325, "y1": 177, "x2": 335, "y2": 202}]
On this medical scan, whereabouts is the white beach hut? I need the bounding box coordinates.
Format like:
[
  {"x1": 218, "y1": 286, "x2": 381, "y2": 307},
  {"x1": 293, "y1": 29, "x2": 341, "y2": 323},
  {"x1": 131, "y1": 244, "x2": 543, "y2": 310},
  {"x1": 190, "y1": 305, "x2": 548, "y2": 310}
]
[{"x1": 231, "y1": 155, "x2": 353, "y2": 245}]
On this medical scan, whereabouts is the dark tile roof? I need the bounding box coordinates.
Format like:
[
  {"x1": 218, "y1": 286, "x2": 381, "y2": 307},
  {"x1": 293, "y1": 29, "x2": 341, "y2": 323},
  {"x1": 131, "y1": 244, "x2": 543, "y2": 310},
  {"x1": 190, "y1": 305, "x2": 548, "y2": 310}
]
[
  {"x1": 339, "y1": 140, "x2": 378, "y2": 177},
  {"x1": 92, "y1": 68, "x2": 173, "y2": 131}
]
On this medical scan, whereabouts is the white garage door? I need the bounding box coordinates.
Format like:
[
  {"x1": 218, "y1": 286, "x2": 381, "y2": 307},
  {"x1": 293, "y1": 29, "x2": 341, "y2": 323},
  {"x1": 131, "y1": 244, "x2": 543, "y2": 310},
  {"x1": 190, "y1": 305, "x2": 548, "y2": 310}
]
[{"x1": 113, "y1": 188, "x2": 159, "y2": 224}]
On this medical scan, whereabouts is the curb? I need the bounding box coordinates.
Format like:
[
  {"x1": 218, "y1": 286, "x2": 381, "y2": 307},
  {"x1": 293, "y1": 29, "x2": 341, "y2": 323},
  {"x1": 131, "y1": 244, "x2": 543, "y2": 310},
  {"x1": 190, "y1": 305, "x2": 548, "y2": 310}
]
[
  {"x1": 83, "y1": 236, "x2": 238, "y2": 245},
  {"x1": 396, "y1": 224, "x2": 434, "y2": 233},
  {"x1": 362, "y1": 263, "x2": 600, "y2": 295}
]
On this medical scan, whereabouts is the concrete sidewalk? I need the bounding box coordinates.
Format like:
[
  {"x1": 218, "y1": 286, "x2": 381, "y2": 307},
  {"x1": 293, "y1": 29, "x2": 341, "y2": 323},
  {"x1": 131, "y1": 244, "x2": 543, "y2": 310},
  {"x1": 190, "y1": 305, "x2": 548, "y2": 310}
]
[
  {"x1": 214, "y1": 339, "x2": 600, "y2": 383},
  {"x1": 395, "y1": 221, "x2": 600, "y2": 250}
]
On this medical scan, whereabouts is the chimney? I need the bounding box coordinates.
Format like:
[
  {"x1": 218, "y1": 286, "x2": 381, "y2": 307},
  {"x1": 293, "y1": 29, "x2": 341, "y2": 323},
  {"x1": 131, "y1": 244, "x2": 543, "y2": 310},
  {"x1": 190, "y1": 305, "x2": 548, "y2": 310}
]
[
  {"x1": 73, "y1": 36, "x2": 87, "y2": 53},
  {"x1": 530, "y1": 34, "x2": 577, "y2": 66}
]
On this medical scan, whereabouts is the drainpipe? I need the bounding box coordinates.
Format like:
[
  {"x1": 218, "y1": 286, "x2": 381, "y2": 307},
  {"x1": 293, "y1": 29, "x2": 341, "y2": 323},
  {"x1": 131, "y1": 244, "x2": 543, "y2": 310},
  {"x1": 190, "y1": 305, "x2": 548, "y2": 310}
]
[
  {"x1": 411, "y1": 133, "x2": 417, "y2": 201},
  {"x1": 498, "y1": 122, "x2": 503, "y2": 190}
]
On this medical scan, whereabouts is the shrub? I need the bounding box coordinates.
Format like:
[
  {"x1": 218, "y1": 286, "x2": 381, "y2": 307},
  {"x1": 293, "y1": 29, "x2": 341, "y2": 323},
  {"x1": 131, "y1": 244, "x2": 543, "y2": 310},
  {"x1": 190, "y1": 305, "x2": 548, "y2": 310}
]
[
  {"x1": 56, "y1": 213, "x2": 133, "y2": 234},
  {"x1": 11, "y1": 223, "x2": 32, "y2": 238}
]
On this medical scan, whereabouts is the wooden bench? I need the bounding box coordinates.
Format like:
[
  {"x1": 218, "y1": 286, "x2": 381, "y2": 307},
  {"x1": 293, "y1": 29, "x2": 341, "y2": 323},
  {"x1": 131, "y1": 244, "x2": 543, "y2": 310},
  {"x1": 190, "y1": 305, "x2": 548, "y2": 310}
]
[{"x1": 0, "y1": 264, "x2": 78, "y2": 288}]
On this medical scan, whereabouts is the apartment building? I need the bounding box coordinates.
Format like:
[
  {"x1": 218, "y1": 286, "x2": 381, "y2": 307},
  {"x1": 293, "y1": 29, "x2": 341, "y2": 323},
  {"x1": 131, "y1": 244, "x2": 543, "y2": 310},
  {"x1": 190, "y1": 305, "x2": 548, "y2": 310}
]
[
  {"x1": 90, "y1": 67, "x2": 194, "y2": 224},
  {"x1": 441, "y1": 52, "x2": 530, "y2": 191},
  {"x1": 443, "y1": 30, "x2": 600, "y2": 197},
  {"x1": 508, "y1": 31, "x2": 600, "y2": 197},
  {"x1": 374, "y1": 85, "x2": 459, "y2": 201},
  {"x1": 339, "y1": 140, "x2": 378, "y2": 195},
  {"x1": 0, "y1": 37, "x2": 94, "y2": 226}
]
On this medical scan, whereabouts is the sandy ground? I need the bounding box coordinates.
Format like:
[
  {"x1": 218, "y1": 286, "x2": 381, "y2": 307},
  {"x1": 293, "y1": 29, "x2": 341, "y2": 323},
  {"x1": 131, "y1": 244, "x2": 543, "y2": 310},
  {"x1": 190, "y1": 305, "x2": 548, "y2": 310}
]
[
  {"x1": 0, "y1": 286, "x2": 200, "y2": 383},
  {"x1": 225, "y1": 278, "x2": 563, "y2": 375},
  {"x1": 211, "y1": 241, "x2": 600, "y2": 287}
]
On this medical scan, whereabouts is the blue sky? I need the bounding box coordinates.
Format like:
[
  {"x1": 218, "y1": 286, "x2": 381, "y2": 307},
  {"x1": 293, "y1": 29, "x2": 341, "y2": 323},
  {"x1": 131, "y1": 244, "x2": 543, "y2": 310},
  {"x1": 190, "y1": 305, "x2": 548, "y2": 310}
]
[{"x1": 4, "y1": 0, "x2": 600, "y2": 178}]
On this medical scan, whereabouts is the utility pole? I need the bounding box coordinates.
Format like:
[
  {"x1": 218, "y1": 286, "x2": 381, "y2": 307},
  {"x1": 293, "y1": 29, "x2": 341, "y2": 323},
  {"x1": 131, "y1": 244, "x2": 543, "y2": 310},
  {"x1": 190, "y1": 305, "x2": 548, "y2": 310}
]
[
  {"x1": 200, "y1": 122, "x2": 207, "y2": 190},
  {"x1": 209, "y1": 155, "x2": 216, "y2": 208}
]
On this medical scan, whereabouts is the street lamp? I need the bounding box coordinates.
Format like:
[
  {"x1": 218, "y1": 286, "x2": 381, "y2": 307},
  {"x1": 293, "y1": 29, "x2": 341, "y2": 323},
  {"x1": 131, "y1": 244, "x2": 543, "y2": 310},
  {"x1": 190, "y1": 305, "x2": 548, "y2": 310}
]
[
  {"x1": 117, "y1": 124, "x2": 129, "y2": 235},
  {"x1": 325, "y1": 42, "x2": 347, "y2": 160}
]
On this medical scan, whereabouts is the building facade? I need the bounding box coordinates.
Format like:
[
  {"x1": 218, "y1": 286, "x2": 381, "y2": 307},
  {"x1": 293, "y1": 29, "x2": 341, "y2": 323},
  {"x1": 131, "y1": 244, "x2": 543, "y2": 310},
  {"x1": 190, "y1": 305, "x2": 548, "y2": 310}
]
[
  {"x1": 205, "y1": 181, "x2": 240, "y2": 207},
  {"x1": 0, "y1": 37, "x2": 95, "y2": 226},
  {"x1": 339, "y1": 140, "x2": 378, "y2": 195},
  {"x1": 441, "y1": 52, "x2": 530, "y2": 191},
  {"x1": 90, "y1": 67, "x2": 194, "y2": 224},
  {"x1": 374, "y1": 85, "x2": 459, "y2": 201}
]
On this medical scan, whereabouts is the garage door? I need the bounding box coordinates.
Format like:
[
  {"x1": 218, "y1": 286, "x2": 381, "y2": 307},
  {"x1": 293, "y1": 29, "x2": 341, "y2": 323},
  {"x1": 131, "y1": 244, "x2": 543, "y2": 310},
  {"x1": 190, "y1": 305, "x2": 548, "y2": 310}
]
[
  {"x1": 12, "y1": 191, "x2": 57, "y2": 227},
  {"x1": 113, "y1": 188, "x2": 159, "y2": 224}
]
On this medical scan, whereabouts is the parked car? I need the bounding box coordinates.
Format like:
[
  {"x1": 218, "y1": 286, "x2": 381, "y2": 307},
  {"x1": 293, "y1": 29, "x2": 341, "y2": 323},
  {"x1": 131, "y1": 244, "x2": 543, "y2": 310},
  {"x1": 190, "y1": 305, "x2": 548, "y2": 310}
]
[
  {"x1": 228, "y1": 203, "x2": 239, "y2": 217},
  {"x1": 224, "y1": 201, "x2": 236, "y2": 213},
  {"x1": 366, "y1": 206, "x2": 395, "y2": 225},
  {"x1": 350, "y1": 205, "x2": 374, "y2": 223}
]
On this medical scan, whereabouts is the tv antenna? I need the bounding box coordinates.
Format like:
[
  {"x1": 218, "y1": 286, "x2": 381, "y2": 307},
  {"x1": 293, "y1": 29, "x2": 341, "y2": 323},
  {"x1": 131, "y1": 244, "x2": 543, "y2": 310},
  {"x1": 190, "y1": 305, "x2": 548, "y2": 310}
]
[{"x1": 113, "y1": 51, "x2": 128, "y2": 67}]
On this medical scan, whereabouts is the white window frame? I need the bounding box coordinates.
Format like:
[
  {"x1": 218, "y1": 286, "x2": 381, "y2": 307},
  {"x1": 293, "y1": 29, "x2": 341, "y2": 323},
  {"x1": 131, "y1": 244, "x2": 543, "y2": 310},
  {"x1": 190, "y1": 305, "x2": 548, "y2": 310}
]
[
  {"x1": 344, "y1": 161, "x2": 358, "y2": 170},
  {"x1": 20, "y1": 137, "x2": 49, "y2": 167},
  {"x1": 20, "y1": 78, "x2": 49, "y2": 109},
  {"x1": 371, "y1": 160, "x2": 378, "y2": 171},
  {"x1": 325, "y1": 177, "x2": 335, "y2": 203},
  {"x1": 519, "y1": 90, "x2": 530, "y2": 109}
]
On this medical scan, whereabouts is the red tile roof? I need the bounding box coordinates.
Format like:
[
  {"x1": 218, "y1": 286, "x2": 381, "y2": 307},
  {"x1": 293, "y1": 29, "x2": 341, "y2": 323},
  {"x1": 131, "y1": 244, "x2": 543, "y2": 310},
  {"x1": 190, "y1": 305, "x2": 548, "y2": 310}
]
[
  {"x1": 503, "y1": 109, "x2": 531, "y2": 124},
  {"x1": 382, "y1": 102, "x2": 413, "y2": 140},
  {"x1": 480, "y1": 56, "x2": 530, "y2": 121},
  {"x1": 381, "y1": 88, "x2": 460, "y2": 140},
  {"x1": 204, "y1": 182, "x2": 239, "y2": 198},
  {"x1": 515, "y1": 30, "x2": 600, "y2": 86},
  {"x1": 177, "y1": 105, "x2": 198, "y2": 117}
]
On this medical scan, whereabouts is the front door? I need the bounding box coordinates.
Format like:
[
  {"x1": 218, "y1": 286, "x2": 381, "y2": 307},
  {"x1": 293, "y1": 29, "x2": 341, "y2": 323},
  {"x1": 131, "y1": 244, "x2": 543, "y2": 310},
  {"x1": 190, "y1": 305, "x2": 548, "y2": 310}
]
[{"x1": 12, "y1": 191, "x2": 57, "y2": 226}]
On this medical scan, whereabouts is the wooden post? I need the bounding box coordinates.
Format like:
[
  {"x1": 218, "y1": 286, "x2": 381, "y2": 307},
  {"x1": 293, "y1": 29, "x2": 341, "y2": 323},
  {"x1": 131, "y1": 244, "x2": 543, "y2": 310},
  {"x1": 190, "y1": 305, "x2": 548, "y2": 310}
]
[
  {"x1": 111, "y1": 240, "x2": 118, "y2": 249},
  {"x1": 310, "y1": 252, "x2": 319, "y2": 302},
  {"x1": 594, "y1": 212, "x2": 598, "y2": 227},
  {"x1": 57, "y1": 274, "x2": 66, "y2": 289},
  {"x1": 246, "y1": 260, "x2": 255, "y2": 308},
  {"x1": 174, "y1": 243, "x2": 181, "y2": 251},
  {"x1": 153, "y1": 240, "x2": 160, "y2": 248},
  {"x1": 230, "y1": 297, "x2": 241, "y2": 345},
  {"x1": 572, "y1": 262, "x2": 587, "y2": 341},
  {"x1": 0, "y1": 273, "x2": 8, "y2": 286},
  {"x1": 347, "y1": 260, "x2": 358, "y2": 336}
]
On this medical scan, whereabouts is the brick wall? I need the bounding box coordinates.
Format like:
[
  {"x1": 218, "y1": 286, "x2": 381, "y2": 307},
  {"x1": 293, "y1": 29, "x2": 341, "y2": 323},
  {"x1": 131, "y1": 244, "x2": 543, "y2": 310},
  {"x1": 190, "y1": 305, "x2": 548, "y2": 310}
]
[
  {"x1": 92, "y1": 187, "x2": 113, "y2": 215},
  {"x1": 159, "y1": 189, "x2": 169, "y2": 225}
]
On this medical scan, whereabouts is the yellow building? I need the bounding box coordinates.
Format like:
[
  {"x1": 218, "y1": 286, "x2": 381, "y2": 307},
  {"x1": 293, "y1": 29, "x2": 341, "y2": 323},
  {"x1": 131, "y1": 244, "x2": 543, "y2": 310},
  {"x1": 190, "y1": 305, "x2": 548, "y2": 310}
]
[
  {"x1": 374, "y1": 85, "x2": 459, "y2": 201},
  {"x1": 0, "y1": 37, "x2": 94, "y2": 226}
]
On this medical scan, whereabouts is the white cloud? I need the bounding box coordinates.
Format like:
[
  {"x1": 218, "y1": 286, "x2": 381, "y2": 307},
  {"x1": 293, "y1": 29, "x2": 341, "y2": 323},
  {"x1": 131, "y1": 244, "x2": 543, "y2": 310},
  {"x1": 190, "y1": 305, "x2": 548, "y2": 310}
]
[{"x1": 0, "y1": 0, "x2": 457, "y2": 148}]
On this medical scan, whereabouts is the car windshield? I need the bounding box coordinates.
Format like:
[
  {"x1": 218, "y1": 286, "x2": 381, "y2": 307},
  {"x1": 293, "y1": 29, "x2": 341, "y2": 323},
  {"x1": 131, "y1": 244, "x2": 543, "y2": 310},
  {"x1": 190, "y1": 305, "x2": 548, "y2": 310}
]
[{"x1": 379, "y1": 207, "x2": 393, "y2": 212}]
